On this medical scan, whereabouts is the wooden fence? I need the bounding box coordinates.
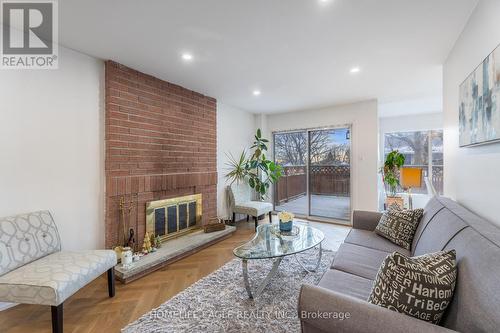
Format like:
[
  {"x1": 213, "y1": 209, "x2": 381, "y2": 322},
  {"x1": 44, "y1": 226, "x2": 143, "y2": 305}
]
[
  {"x1": 275, "y1": 165, "x2": 443, "y2": 204},
  {"x1": 310, "y1": 165, "x2": 350, "y2": 196},
  {"x1": 275, "y1": 164, "x2": 443, "y2": 204},
  {"x1": 275, "y1": 166, "x2": 307, "y2": 203},
  {"x1": 275, "y1": 165, "x2": 350, "y2": 204}
]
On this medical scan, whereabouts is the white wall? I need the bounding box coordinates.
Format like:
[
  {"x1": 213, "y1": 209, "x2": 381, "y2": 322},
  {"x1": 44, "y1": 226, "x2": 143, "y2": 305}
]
[
  {"x1": 443, "y1": 0, "x2": 500, "y2": 226},
  {"x1": 262, "y1": 100, "x2": 379, "y2": 219},
  {"x1": 0, "y1": 46, "x2": 105, "y2": 250},
  {"x1": 216, "y1": 102, "x2": 256, "y2": 219},
  {"x1": 379, "y1": 112, "x2": 443, "y2": 135},
  {"x1": 378, "y1": 112, "x2": 443, "y2": 209}
]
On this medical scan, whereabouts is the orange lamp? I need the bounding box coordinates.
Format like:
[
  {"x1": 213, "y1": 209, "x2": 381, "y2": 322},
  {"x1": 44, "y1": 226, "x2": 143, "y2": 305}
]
[
  {"x1": 400, "y1": 167, "x2": 422, "y2": 189},
  {"x1": 400, "y1": 167, "x2": 422, "y2": 209}
]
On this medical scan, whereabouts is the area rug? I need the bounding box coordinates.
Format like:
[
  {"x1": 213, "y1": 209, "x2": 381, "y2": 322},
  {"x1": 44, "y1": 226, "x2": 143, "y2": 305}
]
[{"x1": 122, "y1": 249, "x2": 335, "y2": 333}]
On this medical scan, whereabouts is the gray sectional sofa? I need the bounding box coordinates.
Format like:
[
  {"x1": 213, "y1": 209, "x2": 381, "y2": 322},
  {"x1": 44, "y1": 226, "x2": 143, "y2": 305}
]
[{"x1": 298, "y1": 196, "x2": 500, "y2": 332}]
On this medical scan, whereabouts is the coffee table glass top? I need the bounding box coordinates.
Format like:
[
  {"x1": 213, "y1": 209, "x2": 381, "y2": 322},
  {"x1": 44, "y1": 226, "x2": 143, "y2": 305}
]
[{"x1": 233, "y1": 223, "x2": 325, "y2": 260}]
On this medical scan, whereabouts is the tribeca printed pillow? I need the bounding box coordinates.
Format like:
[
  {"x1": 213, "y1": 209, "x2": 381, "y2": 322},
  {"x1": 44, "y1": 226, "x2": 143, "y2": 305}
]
[
  {"x1": 368, "y1": 250, "x2": 457, "y2": 324},
  {"x1": 375, "y1": 206, "x2": 424, "y2": 250}
]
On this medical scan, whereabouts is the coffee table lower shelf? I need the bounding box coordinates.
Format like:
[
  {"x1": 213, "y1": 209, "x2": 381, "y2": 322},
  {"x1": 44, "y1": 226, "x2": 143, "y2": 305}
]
[{"x1": 241, "y1": 243, "x2": 323, "y2": 299}]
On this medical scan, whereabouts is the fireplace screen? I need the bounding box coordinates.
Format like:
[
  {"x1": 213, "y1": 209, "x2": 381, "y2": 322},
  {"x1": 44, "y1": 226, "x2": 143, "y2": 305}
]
[{"x1": 146, "y1": 194, "x2": 202, "y2": 242}]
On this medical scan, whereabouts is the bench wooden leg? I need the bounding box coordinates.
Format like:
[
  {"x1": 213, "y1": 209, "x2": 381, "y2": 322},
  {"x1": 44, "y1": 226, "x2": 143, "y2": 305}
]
[
  {"x1": 107, "y1": 268, "x2": 115, "y2": 298},
  {"x1": 246, "y1": 215, "x2": 249, "y2": 222},
  {"x1": 51, "y1": 304, "x2": 63, "y2": 333},
  {"x1": 254, "y1": 216, "x2": 258, "y2": 230},
  {"x1": 269, "y1": 212, "x2": 272, "y2": 223},
  {"x1": 232, "y1": 212, "x2": 236, "y2": 224}
]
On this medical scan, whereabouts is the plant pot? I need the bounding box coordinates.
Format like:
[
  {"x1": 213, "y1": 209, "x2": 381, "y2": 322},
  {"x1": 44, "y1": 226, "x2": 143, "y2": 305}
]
[
  {"x1": 279, "y1": 219, "x2": 293, "y2": 232},
  {"x1": 386, "y1": 196, "x2": 404, "y2": 210}
]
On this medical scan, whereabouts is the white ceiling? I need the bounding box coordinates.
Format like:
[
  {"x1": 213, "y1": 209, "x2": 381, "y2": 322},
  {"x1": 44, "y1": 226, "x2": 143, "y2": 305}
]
[{"x1": 56, "y1": 0, "x2": 477, "y2": 114}]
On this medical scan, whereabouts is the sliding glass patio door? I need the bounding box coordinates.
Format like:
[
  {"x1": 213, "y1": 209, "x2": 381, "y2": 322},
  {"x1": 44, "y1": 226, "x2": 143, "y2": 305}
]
[
  {"x1": 273, "y1": 131, "x2": 308, "y2": 216},
  {"x1": 273, "y1": 126, "x2": 351, "y2": 223},
  {"x1": 308, "y1": 128, "x2": 351, "y2": 220}
]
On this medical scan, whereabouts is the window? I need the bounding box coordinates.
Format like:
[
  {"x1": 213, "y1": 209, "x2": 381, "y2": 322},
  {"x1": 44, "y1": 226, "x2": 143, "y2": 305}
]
[{"x1": 384, "y1": 130, "x2": 443, "y2": 195}]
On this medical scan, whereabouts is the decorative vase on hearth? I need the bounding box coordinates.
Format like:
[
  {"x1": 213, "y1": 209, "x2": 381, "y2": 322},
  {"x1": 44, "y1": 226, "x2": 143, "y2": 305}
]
[{"x1": 121, "y1": 247, "x2": 133, "y2": 268}]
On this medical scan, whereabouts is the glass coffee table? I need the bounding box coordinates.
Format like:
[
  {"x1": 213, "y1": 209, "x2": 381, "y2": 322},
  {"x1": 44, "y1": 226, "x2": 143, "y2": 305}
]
[{"x1": 233, "y1": 223, "x2": 325, "y2": 298}]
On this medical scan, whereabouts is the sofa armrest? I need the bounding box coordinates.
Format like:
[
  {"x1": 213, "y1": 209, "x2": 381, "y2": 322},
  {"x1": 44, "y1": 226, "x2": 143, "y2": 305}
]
[
  {"x1": 351, "y1": 210, "x2": 382, "y2": 231},
  {"x1": 298, "y1": 284, "x2": 456, "y2": 333}
]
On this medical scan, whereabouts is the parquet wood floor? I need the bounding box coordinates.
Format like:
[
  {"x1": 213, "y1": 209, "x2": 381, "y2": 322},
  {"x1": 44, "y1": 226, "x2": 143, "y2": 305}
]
[
  {"x1": 0, "y1": 220, "x2": 258, "y2": 333},
  {"x1": 0, "y1": 217, "x2": 349, "y2": 333}
]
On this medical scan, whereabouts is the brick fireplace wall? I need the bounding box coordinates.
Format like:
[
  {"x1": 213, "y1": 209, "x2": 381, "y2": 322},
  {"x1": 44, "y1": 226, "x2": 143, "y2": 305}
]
[{"x1": 105, "y1": 61, "x2": 217, "y2": 249}]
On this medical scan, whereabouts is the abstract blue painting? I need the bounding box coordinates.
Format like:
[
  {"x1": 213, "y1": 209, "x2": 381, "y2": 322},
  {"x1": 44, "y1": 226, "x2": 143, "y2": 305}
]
[{"x1": 459, "y1": 44, "x2": 500, "y2": 147}]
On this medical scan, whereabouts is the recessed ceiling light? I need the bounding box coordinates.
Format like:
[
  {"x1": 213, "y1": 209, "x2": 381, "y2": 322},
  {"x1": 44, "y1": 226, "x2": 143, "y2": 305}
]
[
  {"x1": 181, "y1": 53, "x2": 193, "y2": 61},
  {"x1": 253, "y1": 90, "x2": 261, "y2": 96},
  {"x1": 350, "y1": 67, "x2": 361, "y2": 74}
]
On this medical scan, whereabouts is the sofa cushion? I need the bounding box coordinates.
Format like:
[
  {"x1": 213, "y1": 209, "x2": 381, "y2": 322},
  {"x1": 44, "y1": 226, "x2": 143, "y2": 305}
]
[
  {"x1": 234, "y1": 201, "x2": 273, "y2": 216},
  {"x1": 331, "y1": 243, "x2": 391, "y2": 280},
  {"x1": 344, "y1": 229, "x2": 410, "y2": 255},
  {"x1": 368, "y1": 250, "x2": 457, "y2": 324},
  {"x1": 0, "y1": 250, "x2": 117, "y2": 306},
  {"x1": 0, "y1": 211, "x2": 61, "y2": 276},
  {"x1": 411, "y1": 196, "x2": 445, "y2": 253},
  {"x1": 440, "y1": 227, "x2": 500, "y2": 332},
  {"x1": 375, "y1": 207, "x2": 423, "y2": 250},
  {"x1": 412, "y1": 208, "x2": 468, "y2": 256},
  {"x1": 318, "y1": 269, "x2": 373, "y2": 301}
]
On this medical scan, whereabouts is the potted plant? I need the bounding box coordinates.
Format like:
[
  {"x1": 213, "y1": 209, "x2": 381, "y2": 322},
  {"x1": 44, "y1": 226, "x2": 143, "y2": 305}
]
[
  {"x1": 381, "y1": 150, "x2": 405, "y2": 209},
  {"x1": 225, "y1": 129, "x2": 283, "y2": 200},
  {"x1": 278, "y1": 211, "x2": 294, "y2": 232}
]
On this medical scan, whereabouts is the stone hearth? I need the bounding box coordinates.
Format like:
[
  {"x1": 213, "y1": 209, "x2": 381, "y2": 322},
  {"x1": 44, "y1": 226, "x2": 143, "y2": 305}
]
[{"x1": 115, "y1": 226, "x2": 236, "y2": 283}]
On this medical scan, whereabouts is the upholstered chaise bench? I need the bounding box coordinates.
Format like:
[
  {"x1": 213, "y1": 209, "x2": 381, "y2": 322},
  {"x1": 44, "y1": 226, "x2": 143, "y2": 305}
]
[{"x1": 0, "y1": 211, "x2": 117, "y2": 333}]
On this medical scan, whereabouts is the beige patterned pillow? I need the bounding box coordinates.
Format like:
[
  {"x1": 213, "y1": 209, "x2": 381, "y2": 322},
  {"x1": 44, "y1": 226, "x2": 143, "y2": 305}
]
[
  {"x1": 375, "y1": 206, "x2": 423, "y2": 250},
  {"x1": 368, "y1": 250, "x2": 457, "y2": 324}
]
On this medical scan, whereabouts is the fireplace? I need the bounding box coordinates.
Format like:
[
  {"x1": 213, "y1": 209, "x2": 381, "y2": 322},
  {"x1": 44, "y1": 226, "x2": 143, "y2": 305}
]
[
  {"x1": 104, "y1": 61, "x2": 217, "y2": 249},
  {"x1": 146, "y1": 194, "x2": 202, "y2": 243}
]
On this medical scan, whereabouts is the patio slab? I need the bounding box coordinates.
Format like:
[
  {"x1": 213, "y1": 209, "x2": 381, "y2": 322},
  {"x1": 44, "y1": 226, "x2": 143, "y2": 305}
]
[{"x1": 275, "y1": 194, "x2": 350, "y2": 220}]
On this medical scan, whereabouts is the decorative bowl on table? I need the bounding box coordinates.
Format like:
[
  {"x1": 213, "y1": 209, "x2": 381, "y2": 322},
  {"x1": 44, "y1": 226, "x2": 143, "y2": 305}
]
[
  {"x1": 271, "y1": 225, "x2": 300, "y2": 239},
  {"x1": 278, "y1": 211, "x2": 294, "y2": 232}
]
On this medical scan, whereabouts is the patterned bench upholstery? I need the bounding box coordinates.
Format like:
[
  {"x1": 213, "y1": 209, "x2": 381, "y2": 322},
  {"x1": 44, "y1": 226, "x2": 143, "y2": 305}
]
[
  {"x1": 0, "y1": 250, "x2": 117, "y2": 305},
  {"x1": 0, "y1": 211, "x2": 117, "y2": 333},
  {"x1": 227, "y1": 183, "x2": 273, "y2": 230}
]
